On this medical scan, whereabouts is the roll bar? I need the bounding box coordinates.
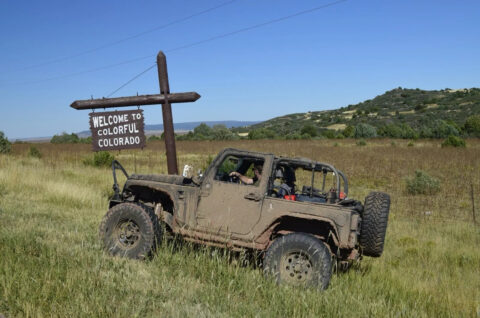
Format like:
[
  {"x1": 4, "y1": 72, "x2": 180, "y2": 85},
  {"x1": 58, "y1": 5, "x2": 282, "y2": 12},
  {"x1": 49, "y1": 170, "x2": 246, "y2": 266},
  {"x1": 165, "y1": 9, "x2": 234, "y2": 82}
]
[{"x1": 111, "y1": 160, "x2": 129, "y2": 201}]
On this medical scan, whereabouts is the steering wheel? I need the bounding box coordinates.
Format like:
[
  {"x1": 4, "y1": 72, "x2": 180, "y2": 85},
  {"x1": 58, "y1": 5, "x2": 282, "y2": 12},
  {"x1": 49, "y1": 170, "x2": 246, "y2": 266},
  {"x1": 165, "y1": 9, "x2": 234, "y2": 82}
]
[{"x1": 228, "y1": 173, "x2": 240, "y2": 183}]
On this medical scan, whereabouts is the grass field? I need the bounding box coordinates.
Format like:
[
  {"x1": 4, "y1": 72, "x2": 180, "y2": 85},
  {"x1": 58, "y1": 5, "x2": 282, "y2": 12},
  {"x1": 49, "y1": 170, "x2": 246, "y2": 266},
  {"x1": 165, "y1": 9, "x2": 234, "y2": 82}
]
[{"x1": 1, "y1": 139, "x2": 479, "y2": 317}]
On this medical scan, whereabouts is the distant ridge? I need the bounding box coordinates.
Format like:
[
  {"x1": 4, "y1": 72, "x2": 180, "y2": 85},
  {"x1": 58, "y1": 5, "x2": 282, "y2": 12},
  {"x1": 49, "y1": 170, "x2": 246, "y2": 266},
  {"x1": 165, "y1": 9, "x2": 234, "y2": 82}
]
[
  {"x1": 74, "y1": 120, "x2": 259, "y2": 138},
  {"x1": 147, "y1": 120, "x2": 259, "y2": 131},
  {"x1": 13, "y1": 120, "x2": 260, "y2": 141}
]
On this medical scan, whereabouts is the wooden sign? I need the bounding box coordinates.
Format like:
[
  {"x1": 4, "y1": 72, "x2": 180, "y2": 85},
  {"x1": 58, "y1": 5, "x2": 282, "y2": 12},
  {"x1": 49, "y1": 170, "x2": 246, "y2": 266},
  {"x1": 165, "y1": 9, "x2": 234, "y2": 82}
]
[
  {"x1": 71, "y1": 51, "x2": 201, "y2": 174},
  {"x1": 89, "y1": 109, "x2": 145, "y2": 151}
]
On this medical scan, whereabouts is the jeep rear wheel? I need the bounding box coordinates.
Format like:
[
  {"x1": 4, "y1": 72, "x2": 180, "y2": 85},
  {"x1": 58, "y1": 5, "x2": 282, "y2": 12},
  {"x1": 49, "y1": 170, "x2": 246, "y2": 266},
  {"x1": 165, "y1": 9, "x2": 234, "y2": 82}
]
[
  {"x1": 99, "y1": 203, "x2": 161, "y2": 259},
  {"x1": 264, "y1": 233, "x2": 332, "y2": 290},
  {"x1": 359, "y1": 192, "x2": 390, "y2": 257}
]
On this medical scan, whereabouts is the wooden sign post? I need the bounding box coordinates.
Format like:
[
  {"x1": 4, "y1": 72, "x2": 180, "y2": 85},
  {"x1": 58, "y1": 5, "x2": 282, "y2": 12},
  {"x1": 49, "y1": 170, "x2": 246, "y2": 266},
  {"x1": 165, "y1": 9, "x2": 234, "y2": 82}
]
[{"x1": 71, "y1": 51, "x2": 201, "y2": 175}]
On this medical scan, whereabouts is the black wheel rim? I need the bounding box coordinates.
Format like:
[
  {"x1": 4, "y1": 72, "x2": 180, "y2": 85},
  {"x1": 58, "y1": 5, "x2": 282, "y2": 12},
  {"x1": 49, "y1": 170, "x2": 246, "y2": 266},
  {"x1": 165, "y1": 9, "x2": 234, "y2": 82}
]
[
  {"x1": 115, "y1": 219, "x2": 141, "y2": 248},
  {"x1": 279, "y1": 251, "x2": 313, "y2": 284}
]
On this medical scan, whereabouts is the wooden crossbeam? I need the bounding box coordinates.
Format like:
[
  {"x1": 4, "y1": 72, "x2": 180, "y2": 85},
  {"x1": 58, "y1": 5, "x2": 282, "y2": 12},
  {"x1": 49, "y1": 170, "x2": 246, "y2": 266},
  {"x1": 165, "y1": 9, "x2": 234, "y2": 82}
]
[{"x1": 70, "y1": 92, "x2": 200, "y2": 110}]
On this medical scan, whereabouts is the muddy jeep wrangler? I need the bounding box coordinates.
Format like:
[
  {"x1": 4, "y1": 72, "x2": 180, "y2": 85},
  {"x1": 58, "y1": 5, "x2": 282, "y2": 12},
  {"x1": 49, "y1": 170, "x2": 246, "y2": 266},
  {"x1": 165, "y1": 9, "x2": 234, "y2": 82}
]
[{"x1": 100, "y1": 148, "x2": 390, "y2": 289}]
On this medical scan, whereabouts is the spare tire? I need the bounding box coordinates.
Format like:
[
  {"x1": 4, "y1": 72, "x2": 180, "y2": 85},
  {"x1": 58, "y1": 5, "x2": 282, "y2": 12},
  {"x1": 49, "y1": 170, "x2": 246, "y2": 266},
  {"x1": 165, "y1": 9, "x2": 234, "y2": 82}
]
[{"x1": 359, "y1": 192, "x2": 390, "y2": 257}]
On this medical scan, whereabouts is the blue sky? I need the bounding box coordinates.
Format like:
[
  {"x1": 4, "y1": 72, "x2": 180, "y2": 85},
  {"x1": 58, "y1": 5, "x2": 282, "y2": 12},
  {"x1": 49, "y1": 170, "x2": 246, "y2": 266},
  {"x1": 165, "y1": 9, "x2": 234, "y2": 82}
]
[{"x1": 1, "y1": 0, "x2": 479, "y2": 139}]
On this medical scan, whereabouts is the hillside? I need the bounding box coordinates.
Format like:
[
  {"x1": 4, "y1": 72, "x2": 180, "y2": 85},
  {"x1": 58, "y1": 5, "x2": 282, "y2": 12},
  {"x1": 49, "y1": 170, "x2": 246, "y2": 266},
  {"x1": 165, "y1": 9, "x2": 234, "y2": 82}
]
[
  {"x1": 23, "y1": 88, "x2": 479, "y2": 142},
  {"x1": 243, "y1": 87, "x2": 480, "y2": 138}
]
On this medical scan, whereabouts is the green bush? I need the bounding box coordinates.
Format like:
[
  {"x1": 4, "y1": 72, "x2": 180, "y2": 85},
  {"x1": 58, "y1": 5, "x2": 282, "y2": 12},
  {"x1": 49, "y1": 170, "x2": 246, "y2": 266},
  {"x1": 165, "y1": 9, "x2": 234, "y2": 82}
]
[
  {"x1": 79, "y1": 136, "x2": 92, "y2": 144},
  {"x1": 28, "y1": 146, "x2": 42, "y2": 159},
  {"x1": 407, "y1": 141, "x2": 415, "y2": 147},
  {"x1": 420, "y1": 120, "x2": 459, "y2": 138},
  {"x1": 248, "y1": 128, "x2": 277, "y2": 140},
  {"x1": 176, "y1": 132, "x2": 193, "y2": 141},
  {"x1": 50, "y1": 132, "x2": 80, "y2": 144},
  {"x1": 406, "y1": 170, "x2": 441, "y2": 195},
  {"x1": 342, "y1": 125, "x2": 355, "y2": 138},
  {"x1": 0, "y1": 131, "x2": 12, "y2": 154},
  {"x1": 300, "y1": 124, "x2": 318, "y2": 137},
  {"x1": 83, "y1": 151, "x2": 115, "y2": 168},
  {"x1": 354, "y1": 123, "x2": 377, "y2": 138},
  {"x1": 464, "y1": 115, "x2": 480, "y2": 137},
  {"x1": 356, "y1": 139, "x2": 367, "y2": 146},
  {"x1": 148, "y1": 135, "x2": 161, "y2": 141},
  {"x1": 211, "y1": 125, "x2": 238, "y2": 140},
  {"x1": 285, "y1": 133, "x2": 302, "y2": 140},
  {"x1": 193, "y1": 123, "x2": 213, "y2": 137},
  {"x1": 320, "y1": 130, "x2": 335, "y2": 139},
  {"x1": 441, "y1": 135, "x2": 466, "y2": 148},
  {"x1": 378, "y1": 123, "x2": 419, "y2": 139}
]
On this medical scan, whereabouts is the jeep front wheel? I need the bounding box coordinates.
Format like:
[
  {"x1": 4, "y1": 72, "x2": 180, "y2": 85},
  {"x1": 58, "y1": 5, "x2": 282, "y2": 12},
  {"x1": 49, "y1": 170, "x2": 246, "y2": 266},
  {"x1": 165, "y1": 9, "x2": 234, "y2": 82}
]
[
  {"x1": 263, "y1": 233, "x2": 332, "y2": 290},
  {"x1": 99, "y1": 203, "x2": 161, "y2": 259}
]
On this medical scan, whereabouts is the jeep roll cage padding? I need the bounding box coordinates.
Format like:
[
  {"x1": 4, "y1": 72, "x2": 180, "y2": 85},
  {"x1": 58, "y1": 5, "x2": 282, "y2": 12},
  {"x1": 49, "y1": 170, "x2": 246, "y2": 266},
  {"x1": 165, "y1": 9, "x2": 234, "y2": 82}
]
[
  {"x1": 337, "y1": 170, "x2": 348, "y2": 197},
  {"x1": 272, "y1": 158, "x2": 348, "y2": 201},
  {"x1": 111, "y1": 160, "x2": 129, "y2": 201}
]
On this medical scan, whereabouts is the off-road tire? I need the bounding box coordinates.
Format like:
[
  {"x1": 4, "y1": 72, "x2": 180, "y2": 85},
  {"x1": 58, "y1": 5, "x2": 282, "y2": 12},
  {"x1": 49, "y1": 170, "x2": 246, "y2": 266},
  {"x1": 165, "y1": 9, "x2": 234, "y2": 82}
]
[
  {"x1": 263, "y1": 233, "x2": 332, "y2": 290},
  {"x1": 99, "y1": 203, "x2": 162, "y2": 259},
  {"x1": 359, "y1": 192, "x2": 390, "y2": 257}
]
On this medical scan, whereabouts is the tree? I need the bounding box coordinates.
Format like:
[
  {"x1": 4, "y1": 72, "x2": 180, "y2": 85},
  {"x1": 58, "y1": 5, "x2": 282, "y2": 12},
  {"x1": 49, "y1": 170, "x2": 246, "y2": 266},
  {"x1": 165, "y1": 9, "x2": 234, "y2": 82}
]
[
  {"x1": 378, "y1": 123, "x2": 418, "y2": 139},
  {"x1": 464, "y1": 115, "x2": 480, "y2": 136},
  {"x1": 378, "y1": 124, "x2": 402, "y2": 138},
  {"x1": 0, "y1": 131, "x2": 12, "y2": 154},
  {"x1": 193, "y1": 123, "x2": 213, "y2": 139},
  {"x1": 286, "y1": 133, "x2": 302, "y2": 140},
  {"x1": 176, "y1": 131, "x2": 194, "y2": 141},
  {"x1": 321, "y1": 130, "x2": 335, "y2": 139},
  {"x1": 212, "y1": 124, "x2": 237, "y2": 140},
  {"x1": 354, "y1": 123, "x2": 377, "y2": 138},
  {"x1": 248, "y1": 128, "x2": 276, "y2": 140},
  {"x1": 430, "y1": 120, "x2": 459, "y2": 138},
  {"x1": 342, "y1": 125, "x2": 355, "y2": 138},
  {"x1": 300, "y1": 124, "x2": 318, "y2": 137},
  {"x1": 79, "y1": 136, "x2": 92, "y2": 144},
  {"x1": 50, "y1": 132, "x2": 80, "y2": 144}
]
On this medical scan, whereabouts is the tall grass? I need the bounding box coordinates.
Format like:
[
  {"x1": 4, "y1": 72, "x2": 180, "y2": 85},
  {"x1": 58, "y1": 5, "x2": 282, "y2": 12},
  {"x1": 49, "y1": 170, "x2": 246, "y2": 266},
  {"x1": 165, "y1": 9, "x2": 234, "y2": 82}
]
[{"x1": 1, "y1": 139, "x2": 479, "y2": 317}]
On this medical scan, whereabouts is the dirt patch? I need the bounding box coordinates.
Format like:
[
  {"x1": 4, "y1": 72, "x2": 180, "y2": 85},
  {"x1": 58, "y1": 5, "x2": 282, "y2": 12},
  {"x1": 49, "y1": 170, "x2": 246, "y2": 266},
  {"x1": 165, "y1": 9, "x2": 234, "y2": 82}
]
[{"x1": 326, "y1": 124, "x2": 347, "y2": 130}]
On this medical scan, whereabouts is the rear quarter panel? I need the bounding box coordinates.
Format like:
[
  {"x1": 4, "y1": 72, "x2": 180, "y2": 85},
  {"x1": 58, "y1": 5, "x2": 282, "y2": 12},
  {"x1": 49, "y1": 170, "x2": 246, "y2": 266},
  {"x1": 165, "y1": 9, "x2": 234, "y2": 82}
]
[{"x1": 254, "y1": 197, "x2": 357, "y2": 247}]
